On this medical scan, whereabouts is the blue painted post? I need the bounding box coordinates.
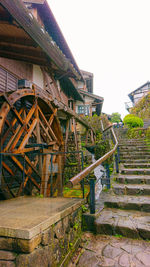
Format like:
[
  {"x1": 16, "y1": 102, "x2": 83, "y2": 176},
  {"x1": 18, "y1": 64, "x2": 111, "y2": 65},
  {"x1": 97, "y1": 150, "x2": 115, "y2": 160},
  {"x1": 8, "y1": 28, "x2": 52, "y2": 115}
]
[
  {"x1": 90, "y1": 179, "x2": 95, "y2": 214},
  {"x1": 117, "y1": 146, "x2": 120, "y2": 163},
  {"x1": 81, "y1": 151, "x2": 84, "y2": 199},
  {"x1": 105, "y1": 163, "x2": 110, "y2": 189},
  {"x1": 115, "y1": 154, "x2": 119, "y2": 173}
]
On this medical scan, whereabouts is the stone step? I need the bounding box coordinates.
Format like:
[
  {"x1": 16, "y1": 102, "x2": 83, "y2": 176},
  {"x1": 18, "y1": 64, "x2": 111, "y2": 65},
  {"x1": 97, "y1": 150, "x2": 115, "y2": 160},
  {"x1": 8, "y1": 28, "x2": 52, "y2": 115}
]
[
  {"x1": 95, "y1": 208, "x2": 150, "y2": 240},
  {"x1": 119, "y1": 147, "x2": 150, "y2": 152},
  {"x1": 124, "y1": 163, "x2": 150, "y2": 169},
  {"x1": 112, "y1": 183, "x2": 150, "y2": 195},
  {"x1": 121, "y1": 168, "x2": 150, "y2": 175},
  {"x1": 120, "y1": 159, "x2": 150, "y2": 164},
  {"x1": 120, "y1": 153, "x2": 150, "y2": 161},
  {"x1": 105, "y1": 194, "x2": 150, "y2": 212},
  {"x1": 119, "y1": 143, "x2": 147, "y2": 147},
  {"x1": 116, "y1": 175, "x2": 150, "y2": 184},
  {"x1": 120, "y1": 151, "x2": 150, "y2": 156}
]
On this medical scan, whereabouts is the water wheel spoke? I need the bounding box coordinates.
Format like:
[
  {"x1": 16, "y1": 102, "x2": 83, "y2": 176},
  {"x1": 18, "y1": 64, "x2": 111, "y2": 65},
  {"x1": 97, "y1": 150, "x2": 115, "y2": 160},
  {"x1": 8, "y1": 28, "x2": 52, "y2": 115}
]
[
  {"x1": 48, "y1": 108, "x2": 57, "y2": 126},
  {"x1": 0, "y1": 94, "x2": 63, "y2": 198},
  {"x1": 39, "y1": 119, "x2": 52, "y2": 142},
  {"x1": 2, "y1": 108, "x2": 24, "y2": 146},
  {"x1": 38, "y1": 106, "x2": 57, "y2": 142},
  {"x1": 18, "y1": 118, "x2": 37, "y2": 151},
  {"x1": 11, "y1": 156, "x2": 40, "y2": 190}
]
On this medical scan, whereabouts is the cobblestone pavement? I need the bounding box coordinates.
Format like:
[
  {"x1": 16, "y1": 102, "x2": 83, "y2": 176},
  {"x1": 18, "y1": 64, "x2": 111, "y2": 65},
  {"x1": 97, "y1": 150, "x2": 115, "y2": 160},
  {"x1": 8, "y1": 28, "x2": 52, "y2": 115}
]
[{"x1": 68, "y1": 233, "x2": 150, "y2": 267}]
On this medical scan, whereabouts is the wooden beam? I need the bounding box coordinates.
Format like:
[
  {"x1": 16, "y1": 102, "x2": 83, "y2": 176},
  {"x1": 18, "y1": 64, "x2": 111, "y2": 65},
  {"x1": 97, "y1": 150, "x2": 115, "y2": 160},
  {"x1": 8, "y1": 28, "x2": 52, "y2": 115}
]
[
  {"x1": 18, "y1": 118, "x2": 37, "y2": 150},
  {"x1": 39, "y1": 119, "x2": 52, "y2": 142},
  {"x1": 0, "y1": 35, "x2": 37, "y2": 47},
  {"x1": 11, "y1": 156, "x2": 40, "y2": 190},
  {"x1": 73, "y1": 118, "x2": 81, "y2": 171},
  {"x1": 38, "y1": 106, "x2": 57, "y2": 142}
]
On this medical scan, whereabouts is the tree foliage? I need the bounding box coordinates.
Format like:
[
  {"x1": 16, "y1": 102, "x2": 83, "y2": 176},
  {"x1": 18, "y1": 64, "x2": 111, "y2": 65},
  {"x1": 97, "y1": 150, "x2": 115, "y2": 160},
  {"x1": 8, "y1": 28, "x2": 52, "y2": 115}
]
[{"x1": 110, "y1": 112, "x2": 122, "y2": 123}]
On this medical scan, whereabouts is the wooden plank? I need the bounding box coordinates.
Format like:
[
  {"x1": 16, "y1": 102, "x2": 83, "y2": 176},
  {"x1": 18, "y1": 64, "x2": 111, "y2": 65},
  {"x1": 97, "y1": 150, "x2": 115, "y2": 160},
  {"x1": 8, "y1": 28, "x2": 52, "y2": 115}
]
[
  {"x1": 35, "y1": 105, "x2": 42, "y2": 178},
  {"x1": 38, "y1": 106, "x2": 57, "y2": 142},
  {"x1": 0, "y1": 102, "x2": 10, "y2": 133},
  {"x1": 2, "y1": 162, "x2": 15, "y2": 176},
  {"x1": 48, "y1": 108, "x2": 57, "y2": 126},
  {"x1": 10, "y1": 104, "x2": 36, "y2": 150},
  {"x1": 91, "y1": 129, "x2": 94, "y2": 145},
  {"x1": 39, "y1": 119, "x2": 52, "y2": 142},
  {"x1": 11, "y1": 156, "x2": 40, "y2": 189},
  {"x1": 1, "y1": 107, "x2": 24, "y2": 146},
  {"x1": 18, "y1": 118, "x2": 37, "y2": 150},
  {"x1": 43, "y1": 154, "x2": 51, "y2": 197},
  {"x1": 57, "y1": 154, "x2": 63, "y2": 196},
  {"x1": 24, "y1": 155, "x2": 41, "y2": 179},
  {"x1": 73, "y1": 118, "x2": 81, "y2": 171}
]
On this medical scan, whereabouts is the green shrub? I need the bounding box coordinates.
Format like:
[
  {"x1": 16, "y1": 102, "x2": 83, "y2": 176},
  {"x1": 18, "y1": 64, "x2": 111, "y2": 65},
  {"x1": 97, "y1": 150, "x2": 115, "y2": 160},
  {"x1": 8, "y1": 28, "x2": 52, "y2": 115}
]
[
  {"x1": 123, "y1": 114, "x2": 143, "y2": 128},
  {"x1": 146, "y1": 127, "x2": 150, "y2": 140},
  {"x1": 127, "y1": 128, "x2": 144, "y2": 139}
]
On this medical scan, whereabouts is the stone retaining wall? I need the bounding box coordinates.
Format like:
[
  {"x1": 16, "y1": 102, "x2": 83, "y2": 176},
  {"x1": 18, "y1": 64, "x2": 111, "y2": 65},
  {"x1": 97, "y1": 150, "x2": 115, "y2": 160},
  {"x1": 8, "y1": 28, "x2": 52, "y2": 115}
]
[{"x1": 0, "y1": 207, "x2": 82, "y2": 267}]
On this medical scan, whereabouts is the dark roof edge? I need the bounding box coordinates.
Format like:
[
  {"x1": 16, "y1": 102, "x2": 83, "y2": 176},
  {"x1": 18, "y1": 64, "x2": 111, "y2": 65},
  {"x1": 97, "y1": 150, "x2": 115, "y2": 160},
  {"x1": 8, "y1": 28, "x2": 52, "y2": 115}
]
[
  {"x1": 1, "y1": 0, "x2": 81, "y2": 79},
  {"x1": 78, "y1": 89, "x2": 104, "y2": 101},
  {"x1": 128, "y1": 81, "x2": 150, "y2": 98}
]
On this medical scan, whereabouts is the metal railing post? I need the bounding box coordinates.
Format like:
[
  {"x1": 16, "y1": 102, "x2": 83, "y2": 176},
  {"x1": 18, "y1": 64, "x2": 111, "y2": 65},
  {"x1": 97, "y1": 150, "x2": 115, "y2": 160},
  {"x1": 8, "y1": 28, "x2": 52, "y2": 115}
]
[
  {"x1": 115, "y1": 154, "x2": 119, "y2": 173},
  {"x1": 117, "y1": 146, "x2": 120, "y2": 163},
  {"x1": 90, "y1": 179, "x2": 95, "y2": 214},
  {"x1": 105, "y1": 163, "x2": 110, "y2": 189},
  {"x1": 81, "y1": 151, "x2": 84, "y2": 199}
]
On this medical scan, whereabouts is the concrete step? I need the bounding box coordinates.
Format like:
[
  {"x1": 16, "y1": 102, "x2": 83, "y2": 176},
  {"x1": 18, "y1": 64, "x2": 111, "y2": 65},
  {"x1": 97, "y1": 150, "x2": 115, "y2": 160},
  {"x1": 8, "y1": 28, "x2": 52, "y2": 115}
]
[
  {"x1": 105, "y1": 195, "x2": 150, "y2": 212},
  {"x1": 95, "y1": 208, "x2": 150, "y2": 240},
  {"x1": 116, "y1": 175, "x2": 150, "y2": 184},
  {"x1": 112, "y1": 183, "x2": 150, "y2": 195},
  {"x1": 124, "y1": 163, "x2": 150, "y2": 169},
  {"x1": 121, "y1": 168, "x2": 150, "y2": 175}
]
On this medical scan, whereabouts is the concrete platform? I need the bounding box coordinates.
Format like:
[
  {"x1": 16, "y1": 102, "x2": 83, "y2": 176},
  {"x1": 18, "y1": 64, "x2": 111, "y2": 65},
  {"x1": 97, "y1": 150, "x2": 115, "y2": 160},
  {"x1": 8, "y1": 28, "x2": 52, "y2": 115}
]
[{"x1": 0, "y1": 196, "x2": 84, "y2": 240}]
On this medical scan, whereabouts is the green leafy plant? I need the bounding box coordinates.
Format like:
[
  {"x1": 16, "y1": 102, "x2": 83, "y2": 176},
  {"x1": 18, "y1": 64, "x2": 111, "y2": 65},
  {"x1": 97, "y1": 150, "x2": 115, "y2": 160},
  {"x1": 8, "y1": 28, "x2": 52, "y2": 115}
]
[{"x1": 123, "y1": 114, "x2": 143, "y2": 128}]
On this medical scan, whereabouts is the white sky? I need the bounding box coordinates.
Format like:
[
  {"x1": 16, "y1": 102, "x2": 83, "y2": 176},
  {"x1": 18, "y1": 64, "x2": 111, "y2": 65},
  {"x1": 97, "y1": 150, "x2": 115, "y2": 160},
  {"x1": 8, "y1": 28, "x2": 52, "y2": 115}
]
[{"x1": 48, "y1": 0, "x2": 150, "y2": 119}]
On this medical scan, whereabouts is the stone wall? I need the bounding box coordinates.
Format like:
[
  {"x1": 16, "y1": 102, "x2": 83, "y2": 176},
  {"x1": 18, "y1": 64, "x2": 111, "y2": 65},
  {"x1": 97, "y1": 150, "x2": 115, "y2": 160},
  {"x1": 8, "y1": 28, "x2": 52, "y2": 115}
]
[{"x1": 0, "y1": 208, "x2": 82, "y2": 267}]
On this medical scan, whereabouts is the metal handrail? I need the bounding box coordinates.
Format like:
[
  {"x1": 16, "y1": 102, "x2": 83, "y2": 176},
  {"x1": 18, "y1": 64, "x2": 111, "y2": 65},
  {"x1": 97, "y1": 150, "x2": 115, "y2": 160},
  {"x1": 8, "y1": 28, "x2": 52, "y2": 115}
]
[{"x1": 67, "y1": 125, "x2": 118, "y2": 188}]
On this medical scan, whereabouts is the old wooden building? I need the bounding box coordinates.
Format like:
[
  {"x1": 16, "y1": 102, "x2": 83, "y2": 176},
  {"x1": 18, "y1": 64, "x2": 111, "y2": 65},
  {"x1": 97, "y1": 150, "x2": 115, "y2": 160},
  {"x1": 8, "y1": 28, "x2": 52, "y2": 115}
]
[{"x1": 0, "y1": 0, "x2": 100, "y2": 199}]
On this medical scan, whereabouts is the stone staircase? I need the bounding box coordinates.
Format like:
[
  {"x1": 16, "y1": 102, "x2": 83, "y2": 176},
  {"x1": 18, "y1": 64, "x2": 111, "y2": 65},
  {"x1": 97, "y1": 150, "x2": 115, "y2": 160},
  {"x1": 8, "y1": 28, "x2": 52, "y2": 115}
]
[{"x1": 95, "y1": 138, "x2": 150, "y2": 240}]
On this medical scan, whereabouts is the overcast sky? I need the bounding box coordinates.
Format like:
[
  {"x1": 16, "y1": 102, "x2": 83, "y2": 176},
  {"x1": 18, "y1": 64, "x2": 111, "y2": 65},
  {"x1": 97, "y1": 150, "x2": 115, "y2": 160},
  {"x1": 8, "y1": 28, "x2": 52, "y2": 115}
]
[{"x1": 49, "y1": 0, "x2": 150, "y2": 119}]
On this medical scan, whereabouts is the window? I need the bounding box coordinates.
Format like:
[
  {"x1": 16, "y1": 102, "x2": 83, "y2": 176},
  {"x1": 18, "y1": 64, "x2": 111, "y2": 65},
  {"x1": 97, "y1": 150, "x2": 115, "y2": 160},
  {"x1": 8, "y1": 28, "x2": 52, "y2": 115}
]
[
  {"x1": 0, "y1": 66, "x2": 18, "y2": 93},
  {"x1": 78, "y1": 105, "x2": 89, "y2": 116}
]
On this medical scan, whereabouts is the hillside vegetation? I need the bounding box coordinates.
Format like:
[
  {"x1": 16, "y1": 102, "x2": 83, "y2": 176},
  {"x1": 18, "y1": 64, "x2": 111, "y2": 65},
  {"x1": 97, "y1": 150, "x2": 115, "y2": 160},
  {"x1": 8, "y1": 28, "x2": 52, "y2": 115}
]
[{"x1": 131, "y1": 92, "x2": 150, "y2": 119}]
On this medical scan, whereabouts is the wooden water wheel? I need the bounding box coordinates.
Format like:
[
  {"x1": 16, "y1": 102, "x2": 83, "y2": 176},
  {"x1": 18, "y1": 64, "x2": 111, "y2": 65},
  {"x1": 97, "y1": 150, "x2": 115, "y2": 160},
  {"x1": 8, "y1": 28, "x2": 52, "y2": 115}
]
[{"x1": 0, "y1": 89, "x2": 63, "y2": 199}]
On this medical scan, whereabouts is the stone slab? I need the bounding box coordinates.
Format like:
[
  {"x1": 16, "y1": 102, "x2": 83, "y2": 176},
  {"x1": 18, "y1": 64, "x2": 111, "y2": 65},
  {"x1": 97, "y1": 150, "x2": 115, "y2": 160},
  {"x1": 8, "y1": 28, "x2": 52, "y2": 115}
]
[
  {"x1": 112, "y1": 182, "x2": 150, "y2": 195},
  {"x1": 70, "y1": 233, "x2": 150, "y2": 267},
  {"x1": 95, "y1": 208, "x2": 150, "y2": 240},
  {"x1": 116, "y1": 175, "x2": 150, "y2": 184},
  {"x1": 105, "y1": 194, "x2": 150, "y2": 212},
  {"x1": 0, "y1": 196, "x2": 84, "y2": 240}
]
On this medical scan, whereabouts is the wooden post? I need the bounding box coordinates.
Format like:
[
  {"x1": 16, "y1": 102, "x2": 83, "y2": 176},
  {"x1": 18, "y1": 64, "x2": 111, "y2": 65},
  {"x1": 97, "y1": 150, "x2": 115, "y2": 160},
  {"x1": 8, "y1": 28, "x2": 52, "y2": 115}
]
[
  {"x1": 73, "y1": 118, "x2": 81, "y2": 171},
  {"x1": 90, "y1": 129, "x2": 94, "y2": 145},
  {"x1": 57, "y1": 154, "x2": 63, "y2": 196},
  {"x1": 85, "y1": 129, "x2": 89, "y2": 146}
]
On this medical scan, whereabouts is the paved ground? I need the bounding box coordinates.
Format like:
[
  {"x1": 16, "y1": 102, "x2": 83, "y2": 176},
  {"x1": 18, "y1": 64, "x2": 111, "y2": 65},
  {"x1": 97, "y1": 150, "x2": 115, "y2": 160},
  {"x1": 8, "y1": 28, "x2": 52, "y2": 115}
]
[
  {"x1": 68, "y1": 233, "x2": 150, "y2": 267},
  {"x1": 0, "y1": 196, "x2": 83, "y2": 239}
]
